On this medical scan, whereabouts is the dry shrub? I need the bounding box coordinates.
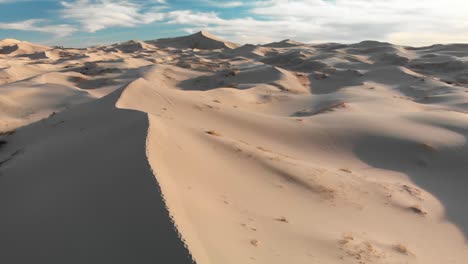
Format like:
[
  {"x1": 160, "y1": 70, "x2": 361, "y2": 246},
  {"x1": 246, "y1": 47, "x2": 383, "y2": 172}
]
[
  {"x1": 338, "y1": 235, "x2": 354, "y2": 245},
  {"x1": 409, "y1": 205, "x2": 427, "y2": 216},
  {"x1": 0, "y1": 129, "x2": 16, "y2": 136},
  {"x1": 274, "y1": 216, "x2": 289, "y2": 223},
  {"x1": 250, "y1": 239, "x2": 259, "y2": 247},
  {"x1": 421, "y1": 142, "x2": 436, "y2": 151},
  {"x1": 394, "y1": 244, "x2": 412, "y2": 255},
  {"x1": 205, "y1": 130, "x2": 221, "y2": 136}
]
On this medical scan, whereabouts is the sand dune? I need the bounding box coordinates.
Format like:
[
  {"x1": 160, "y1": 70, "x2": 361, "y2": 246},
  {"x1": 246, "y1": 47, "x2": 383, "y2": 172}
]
[
  {"x1": 0, "y1": 39, "x2": 49, "y2": 56},
  {"x1": 1, "y1": 32, "x2": 467, "y2": 264},
  {"x1": 262, "y1": 39, "x2": 304, "y2": 48},
  {"x1": 149, "y1": 31, "x2": 239, "y2": 50},
  {"x1": 0, "y1": 89, "x2": 194, "y2": 264},
  {"x1": 227, "y1": 44, "x2": 270, "y2": 59}
]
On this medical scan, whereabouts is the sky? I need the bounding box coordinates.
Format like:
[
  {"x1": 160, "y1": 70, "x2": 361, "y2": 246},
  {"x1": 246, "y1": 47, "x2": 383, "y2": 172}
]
[{"x1": 0, "y1": 0, "x2": 467, "y2": 47}]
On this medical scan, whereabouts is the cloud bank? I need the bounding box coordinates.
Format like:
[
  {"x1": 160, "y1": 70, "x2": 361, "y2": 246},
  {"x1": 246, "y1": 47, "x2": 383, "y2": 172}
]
[{"x1": 1, "y1": 0, "x2": 467, "y2": 46}]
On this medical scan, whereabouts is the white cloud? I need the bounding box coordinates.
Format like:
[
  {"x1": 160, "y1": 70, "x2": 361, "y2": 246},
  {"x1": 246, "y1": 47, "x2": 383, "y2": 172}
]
[
  {"x1": 161, "y1": 0, "x2": 468, "y2": 46},
  {"x1": 2, "y1": 0, "x2": 467, "y2": 46},
  {"x1": 60, "y1": 0, "x2": 166, "y2": 32},
  {"x1": 167, "y1": 11, "x2": 224, "y2": 25},
  {"x1": 166, "y1": 10, "x2": 296, "y2": 44},
  {"x1": 250, "y1": 0, "x2": 468, "y2": 45},
  {"x1": 0, "y1": 19, "x2": 77, "y2": 37}
]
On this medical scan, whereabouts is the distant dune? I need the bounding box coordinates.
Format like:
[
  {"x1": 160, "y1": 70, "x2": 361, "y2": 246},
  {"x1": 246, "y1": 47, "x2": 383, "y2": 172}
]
[
  {"x1": 1, "y1": 32, "x2": 467, "y2": 264},
  {"x1": 148, "y1": 31, "x2": 239, "y2": 50},
  {"x1": 0, "y1": 39, "x2": 49, "y2": 56}
]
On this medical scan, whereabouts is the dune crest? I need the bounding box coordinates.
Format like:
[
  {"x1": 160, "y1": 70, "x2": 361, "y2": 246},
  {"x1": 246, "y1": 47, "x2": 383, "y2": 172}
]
[
  {"x1": 0, "y1": 39, "x2": 49, "y2": 56},
  {"x1": 148, "y1": 31, "x2": 239, "y2": 50},
  {"x1": 262, "y1": 39, "x2": 304, "y2": 48}
]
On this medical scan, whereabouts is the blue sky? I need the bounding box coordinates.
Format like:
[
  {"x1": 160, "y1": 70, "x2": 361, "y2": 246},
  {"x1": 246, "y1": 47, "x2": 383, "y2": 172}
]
[{"x1": 0, "y1": 0, "x2": 467, "y2": 47}]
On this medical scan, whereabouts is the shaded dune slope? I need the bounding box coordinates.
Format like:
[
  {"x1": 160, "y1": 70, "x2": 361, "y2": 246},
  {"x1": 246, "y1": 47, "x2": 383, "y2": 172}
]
[{"x1": 0, "y1": 89, "x2": 194, "y2": 264}]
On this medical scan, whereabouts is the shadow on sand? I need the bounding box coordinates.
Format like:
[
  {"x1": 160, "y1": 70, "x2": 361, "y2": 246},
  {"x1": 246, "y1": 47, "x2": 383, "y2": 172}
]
[
  {"x1": 0, "y1": 89, "x2": 195, "y2": 264},
  {"x1": 353, "y1": 120, "x2": 468, "y2": 240}
]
